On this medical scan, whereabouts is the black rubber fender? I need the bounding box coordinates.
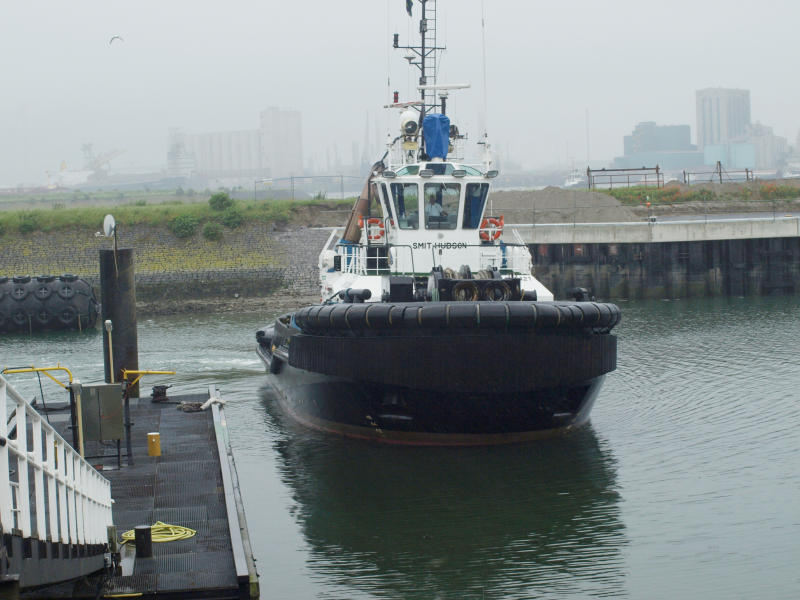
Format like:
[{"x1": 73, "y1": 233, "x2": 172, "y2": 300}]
[
  {"x1": 290, "y1": 300, "x2": 621, "y2": 335},
  {"x1": 446, "y1": 302, "x2": 479, "y2": 328},
  {"x1": 507, "y1": 302, "x2": 537, "y2": 329},
  {"x1": 400, "y1": 304, "x2": 424, "y2": 329},
  {"x1": 57, "y1": 305, "x2": 78, "y2": 326},
  {"x1": 532, "y1": 303, "x2": 561, "y2": 329},
  {"x1": 34, "y1": 279, "x2": 53, "y2": 301},
  {"x1": 11, "y1": 308, "x2": 28, "y2": 328},
  {"x1": 478, "y1": 302, "x2": 509, "y2": 329},
  {"x1": 34, "y1": 306, "x2": 53, "y2": 327},
  {"x1": 57, "y1": 281, "x2": 75, "y2": 300},
  {"x1": 328, "y1": 304, "x2": 352, "y2": 330},
  {"x1": 364, "y1": 303, "x2": 393, "y2": 329},
  {"x1": 344, "y1": 304, "x2": 369, "y2": 330},
  {"x1": 11, "y1": 284, "x2": 28, "y2": 302}
]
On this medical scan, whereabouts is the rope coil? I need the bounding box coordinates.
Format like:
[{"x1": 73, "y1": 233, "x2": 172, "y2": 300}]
[{"x1": 120, "y1": 521, "x2": 196, "y2": 544}]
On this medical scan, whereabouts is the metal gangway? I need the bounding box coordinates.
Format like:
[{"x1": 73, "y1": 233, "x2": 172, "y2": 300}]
[{"x1": 0, "y1": 373, "x2": 113, "y2": 592}]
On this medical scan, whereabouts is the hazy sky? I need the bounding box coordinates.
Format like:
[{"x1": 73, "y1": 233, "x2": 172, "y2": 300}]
[{"x1": 2, "y1": 0, "x2": 799, "y2": 186}]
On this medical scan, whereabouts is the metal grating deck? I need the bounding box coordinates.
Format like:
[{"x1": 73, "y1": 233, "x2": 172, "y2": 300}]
[{"x1": 61, "y1": 391, "x2": 258, "y2": 599}]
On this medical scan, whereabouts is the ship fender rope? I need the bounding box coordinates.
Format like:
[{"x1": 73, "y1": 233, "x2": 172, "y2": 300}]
[
  {"x1": 365, "y1": 303, "x2": 374, "y2": 329},
  {"x1": 344, "y1": 304, "x2": 354, "y2": 329}
]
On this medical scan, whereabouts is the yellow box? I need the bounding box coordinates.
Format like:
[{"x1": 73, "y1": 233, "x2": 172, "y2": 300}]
[{"x1": 147, "y1": 432, "x2": 161, "y2": 457}]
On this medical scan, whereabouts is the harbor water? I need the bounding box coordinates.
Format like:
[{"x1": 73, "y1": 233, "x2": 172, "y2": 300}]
[{"x1": 1, "y1": 296, "x2": 798, "y2": 599}]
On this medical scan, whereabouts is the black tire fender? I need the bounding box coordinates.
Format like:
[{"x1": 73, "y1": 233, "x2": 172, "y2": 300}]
[
  {"x1": 57, "y1": 283, "x2": 75, "y2": 300},
  {"x1": 34, "y1": 308, "x2": 53, "y2": 326},
  {"x1": 34, "y1": 283, "x2": 52, "y2": 300},
  {"x1": 11, "y1": 285, "x2": 28, "y2": 301},
  {"x1": 11, "y1": 309, "x2": 28, "y2": 327},
  {"x1": 58, "y1": 305, "x2": 77, "y2": 325}
]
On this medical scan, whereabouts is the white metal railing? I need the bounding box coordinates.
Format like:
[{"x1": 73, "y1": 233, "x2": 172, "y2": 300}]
[
  {"x1": 334, "y1": 241, "x2": 533, "y2": 277},
  {"x1": 0, "y1": 374, "x2": 112, "y2": 546}
]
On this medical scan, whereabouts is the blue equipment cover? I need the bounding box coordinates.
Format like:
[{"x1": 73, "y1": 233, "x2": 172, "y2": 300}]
[{"x1": 423, "y1": 114, "x2": 450, "y2": 160}]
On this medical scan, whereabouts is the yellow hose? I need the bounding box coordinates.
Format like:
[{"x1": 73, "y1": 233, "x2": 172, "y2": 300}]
[{"x1": 120, "y1": 521, "x2": 196, "y2": 545}]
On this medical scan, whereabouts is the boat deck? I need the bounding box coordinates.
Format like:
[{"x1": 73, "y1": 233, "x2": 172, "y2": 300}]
[{"x1": 44, "y1": 388, "x2": 259, "y2": 599}]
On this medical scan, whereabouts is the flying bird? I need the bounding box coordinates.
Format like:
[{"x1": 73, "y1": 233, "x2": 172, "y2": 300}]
[{"x1": 109, "y1": 35, "x2": 124, "y2": 45}]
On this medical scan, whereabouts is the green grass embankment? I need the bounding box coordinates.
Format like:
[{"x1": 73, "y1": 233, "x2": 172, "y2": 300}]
[
  {"x1": 0, "y1": 195, "x2": 352, "y2": 236},
  {"x1": 600, "y1": 181, "x2": 800, "y2": 207},
  {"x1": 0, "y1": 193, "x2": 352, "y2": 278}
]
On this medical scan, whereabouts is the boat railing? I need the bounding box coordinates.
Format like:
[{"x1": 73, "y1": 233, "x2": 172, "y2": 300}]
[
  {"x1": 335, "y1": 242, "x2": 392, "y2": 276},
  {"x1": 334, "y1": 240, "x2": 530, "y2": 277},
  {"x1": 0, "y1": 373, "x2": 113, "y2": 549}
]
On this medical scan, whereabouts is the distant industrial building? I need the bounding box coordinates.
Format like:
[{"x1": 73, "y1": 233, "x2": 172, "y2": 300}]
[
  {"x1": 695, "y1": 88, "x2": 787, "y2": 170},
  {"x1": 614, "y1": 89, "x2": 788, "y2": 173},
  {"x1": 613, "y1": 121, "x2": 703, "y2": 170},
  {"x1": 167, "y1": 107, "x2": 303, "y2": 184},
  {"x1": 696, "y1": 88, "x2": 751, "y2": 149}
]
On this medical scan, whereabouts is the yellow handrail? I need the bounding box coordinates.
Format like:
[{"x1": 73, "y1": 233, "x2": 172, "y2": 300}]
[
  {"x1": 121, "y1": 369, "x2": 175, "y2": 390},
  {"x1": 1, "y1": 364, "x2": 74, "y2": 389}
]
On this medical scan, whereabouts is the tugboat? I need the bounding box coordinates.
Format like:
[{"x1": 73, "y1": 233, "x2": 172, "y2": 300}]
[{"x1": 256, "y1": 0, "x2": 620, "y2": 444}]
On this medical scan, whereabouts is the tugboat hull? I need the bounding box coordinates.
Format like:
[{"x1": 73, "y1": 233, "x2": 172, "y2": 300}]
[
  {"x1": 256, "y1": 301, "x2": 618, "y2": 445},
  {"x1": 258, "y1": 348, "x2": 605, "y2": 445}
]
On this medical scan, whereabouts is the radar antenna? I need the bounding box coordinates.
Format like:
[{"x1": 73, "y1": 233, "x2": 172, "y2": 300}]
[{"x1": 392, "y1": 0, "x2": 446, "y2": 119}]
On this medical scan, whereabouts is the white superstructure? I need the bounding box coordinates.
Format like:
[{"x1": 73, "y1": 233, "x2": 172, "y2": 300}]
[{"x1": 316, "y1": 0, "x2": 552, "y2": 304}]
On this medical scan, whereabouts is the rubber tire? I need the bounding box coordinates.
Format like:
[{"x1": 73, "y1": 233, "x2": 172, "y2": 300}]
[
  {"x1": 11, "y1": 285, "x2": 28, "y2": 301},
  {"x1": 34, "y1": 283, "x2": 52, "y2": 300},
  {"x1": 58, "y1": 305, "x2": 77, "y2": 326},
  {"x1": 11, "y1": 309, "x2": 28, "y2": 328},
  {"x1": 57, "y1": 283, "x2": 75, "y2": 300}
]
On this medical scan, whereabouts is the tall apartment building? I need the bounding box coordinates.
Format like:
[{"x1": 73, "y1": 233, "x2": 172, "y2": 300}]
[
  {"x1": 167, "y1": 107, "x2": 303, "y2": 182},
  {"x1": 695, "y1": 88, "x2": 751, "y2": 149},
  {"x1": 695, "y1": 88, "x2": 788, "y2": 169}
]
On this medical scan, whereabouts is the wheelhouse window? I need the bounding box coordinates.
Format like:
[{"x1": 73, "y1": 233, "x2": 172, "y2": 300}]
[
  {"x1": 424, "y1": 183, "x2": 460, "y2": 230},
  {"x1": 395, "y1": 165, "x2": 419, "y2": 176},
  {"x1": 462, "y1": 183, "x2": 489, "y2": 229},
  {"x1": 389, "y1": 183, "x2": 419, "y2": 229}
]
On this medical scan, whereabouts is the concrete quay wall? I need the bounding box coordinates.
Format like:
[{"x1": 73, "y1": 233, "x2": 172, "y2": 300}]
[
  {"x1": 511, "y1": 216, "x2": 800, "y2": 245},
  {"x1": 522, "y1": 224, "x2": 800, "y2": 300},
  {"x1": 2, "y1": 216, "x2": 798, "y2": 305}
]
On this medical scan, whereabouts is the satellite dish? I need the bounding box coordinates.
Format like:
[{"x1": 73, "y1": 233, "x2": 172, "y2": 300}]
[{"x1": 103, "y1": 214, "x2": 116, "y2": 237}]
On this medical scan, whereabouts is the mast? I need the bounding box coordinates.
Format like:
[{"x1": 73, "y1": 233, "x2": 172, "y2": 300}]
[
  {"x1": 395, "y1": 0, "x2": 445, "y2": 118},
  {"x1": 389, "y1": 1, "x2": 469, "y2": 166}
]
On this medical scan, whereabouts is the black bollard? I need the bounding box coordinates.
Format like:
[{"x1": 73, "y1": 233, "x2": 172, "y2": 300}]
[
  {"x1": 99, "y1": 248, "x2": 140, "y2": 397},
  {"x1": 134, "y1": 525, "x2": 152, "y2": 558}
]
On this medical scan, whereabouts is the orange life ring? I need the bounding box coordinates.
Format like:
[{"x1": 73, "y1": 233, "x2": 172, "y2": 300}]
[
  {"x1": 479, "y1": 217, "x2": 503, "y2": 241},
  {"x1": 366, "y1": 217, "x2": 385, "y2": 240}
]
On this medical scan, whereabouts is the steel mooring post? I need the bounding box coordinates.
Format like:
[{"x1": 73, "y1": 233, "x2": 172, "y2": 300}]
[
  {"x1": 99, "y1": 248, "x2": 140, "y2": 397},
  {"x1": 134, "y1": 525, "x2": 152, "y2": 558}
]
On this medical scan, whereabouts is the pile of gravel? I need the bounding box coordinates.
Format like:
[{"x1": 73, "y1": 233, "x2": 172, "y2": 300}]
[{"x1": 488, "y1": 187, "x2": 639, "y2": 224}]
